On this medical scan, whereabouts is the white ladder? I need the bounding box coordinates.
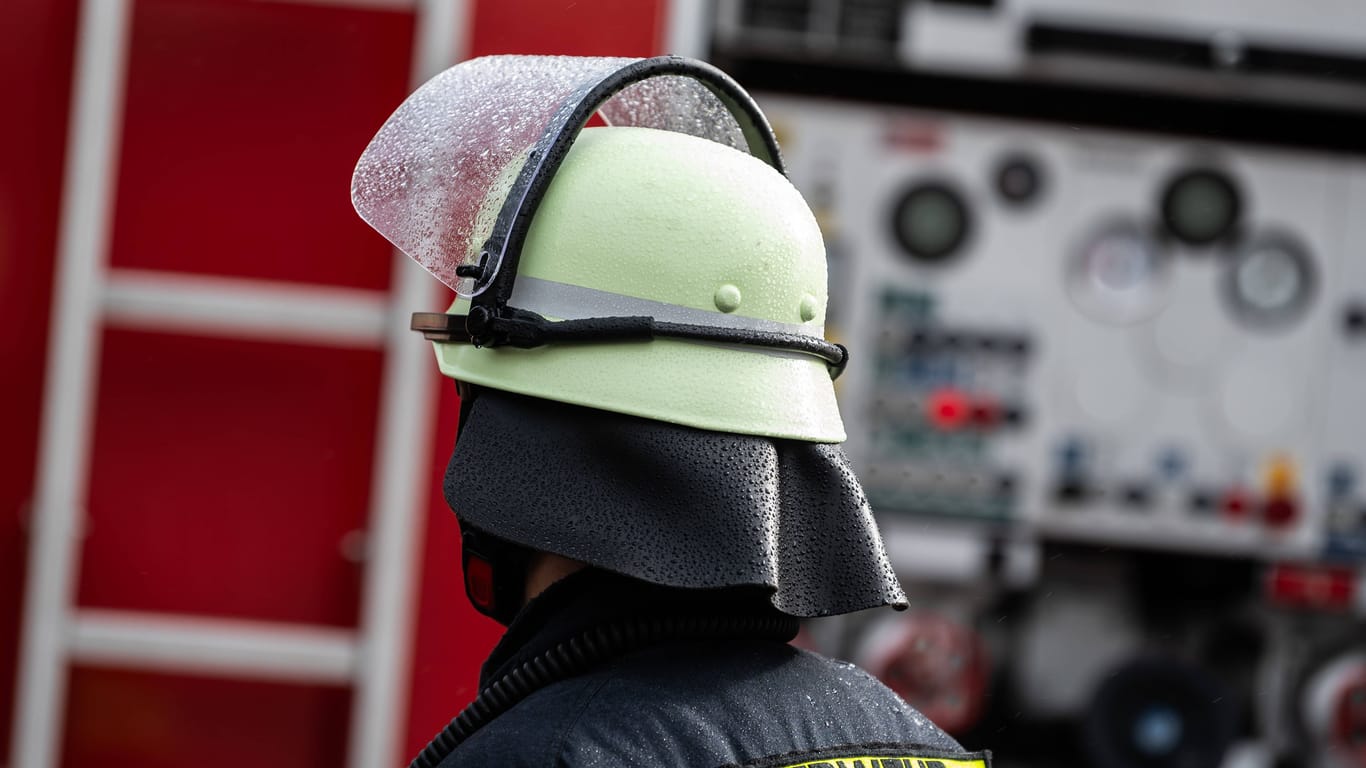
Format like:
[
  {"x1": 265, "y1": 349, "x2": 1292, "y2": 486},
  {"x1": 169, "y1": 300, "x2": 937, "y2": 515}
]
[{"x1": 10, "y1": 1, "x2": 467, "y2": 766}]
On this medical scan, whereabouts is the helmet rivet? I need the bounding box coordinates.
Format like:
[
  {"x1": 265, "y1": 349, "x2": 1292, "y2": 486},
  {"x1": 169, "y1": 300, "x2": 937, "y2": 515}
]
[
  {"x1": 799, "y1": 293, "x2": 819, "y2": 322},
  {"x1": 714, "y1": 284, "x2": 743, "y2": 313}
]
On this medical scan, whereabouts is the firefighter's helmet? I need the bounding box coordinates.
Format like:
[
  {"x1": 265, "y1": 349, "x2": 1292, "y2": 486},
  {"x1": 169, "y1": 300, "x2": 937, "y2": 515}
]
[{"x1": 352, "y1": 55, "x2": 905, "y2": 622}]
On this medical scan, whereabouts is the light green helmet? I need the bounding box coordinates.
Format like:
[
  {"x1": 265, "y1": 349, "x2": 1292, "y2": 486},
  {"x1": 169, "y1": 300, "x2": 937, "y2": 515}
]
[
  {"x1": 353, "y1": 54, "x2": 908, "y2": 638},
  {"x1": 352, "y1": 55, "x2": 847, "y2": 442},
  {"x1": 439, "y1": 125, "x2": 844, "y2": 441}
]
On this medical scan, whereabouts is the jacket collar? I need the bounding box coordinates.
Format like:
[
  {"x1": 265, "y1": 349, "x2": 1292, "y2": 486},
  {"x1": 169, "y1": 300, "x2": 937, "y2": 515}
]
[{"x1": 478, "y1": 569, "x2": 788, "y2": 690}]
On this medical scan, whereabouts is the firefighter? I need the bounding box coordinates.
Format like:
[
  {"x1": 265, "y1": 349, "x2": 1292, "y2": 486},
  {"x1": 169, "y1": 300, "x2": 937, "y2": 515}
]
[{"x1": 352, "y1": 55, "x2": 992, "y2": 768}]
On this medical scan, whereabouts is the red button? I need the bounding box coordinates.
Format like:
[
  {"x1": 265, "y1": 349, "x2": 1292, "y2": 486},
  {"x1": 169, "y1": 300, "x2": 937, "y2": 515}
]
[
  {"x1": 1221, "y1": 489, "x2": 1253, "y2": 520},
  {"x1": 1264, "y1": 496, "x2": 1298, "y2": 528},
  {"x1": 968, "y1": 399, "x2": 999, "y2": 429},
  {"x1": 926, "y1": 389, "x2": 970, "y2": 430}
]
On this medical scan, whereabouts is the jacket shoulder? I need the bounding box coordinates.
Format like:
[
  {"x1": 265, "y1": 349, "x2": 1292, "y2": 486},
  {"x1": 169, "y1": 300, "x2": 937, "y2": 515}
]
[
  {"x1": 555, "y1": 641, "x2": 968, "y2": 767},
  {"x1": 437, "y1": 673, "x2": 610, "y2": 767}
]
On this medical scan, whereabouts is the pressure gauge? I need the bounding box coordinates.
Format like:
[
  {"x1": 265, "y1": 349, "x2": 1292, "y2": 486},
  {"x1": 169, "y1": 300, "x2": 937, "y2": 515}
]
[
  {"x1": 1161, "y1": 167, "x2": 1242, "y2": 246},
  {"x1": 1224, "y1": 233, "x2": 1316, "y2": 330},
  {"x1": 890, "y1": 182, "x2": 971, "y2": 264},
  {"x1": 1068, "y1": 222, "x2": 1170, "y2": 325},
  {"x1": 995, "y1": 153, "x2": 1044, "y2": 207}
]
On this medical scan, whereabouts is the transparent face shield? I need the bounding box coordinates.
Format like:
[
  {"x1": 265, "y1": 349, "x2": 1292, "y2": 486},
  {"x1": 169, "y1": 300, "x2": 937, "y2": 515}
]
[{"x1": 352, "y1": 55, "x2": 847, "y2": 377}]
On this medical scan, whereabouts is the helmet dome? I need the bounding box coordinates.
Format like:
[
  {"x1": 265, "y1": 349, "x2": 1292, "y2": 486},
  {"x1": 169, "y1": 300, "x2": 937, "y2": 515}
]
[{"x1": 439, "y1": 125, "x2": 845, "y2": 442}]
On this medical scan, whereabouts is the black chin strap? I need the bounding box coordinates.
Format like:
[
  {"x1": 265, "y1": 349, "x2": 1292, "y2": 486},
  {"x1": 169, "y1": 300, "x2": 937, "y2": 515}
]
[{"x1": 413, "y1": 308, "x2": 850, "y2": 379}]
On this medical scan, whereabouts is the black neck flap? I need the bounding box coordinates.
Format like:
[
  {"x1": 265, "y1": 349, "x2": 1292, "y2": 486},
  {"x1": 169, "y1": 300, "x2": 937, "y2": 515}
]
[{"x1": 444, "y1": 390, "x2": 908, "y2": 618}]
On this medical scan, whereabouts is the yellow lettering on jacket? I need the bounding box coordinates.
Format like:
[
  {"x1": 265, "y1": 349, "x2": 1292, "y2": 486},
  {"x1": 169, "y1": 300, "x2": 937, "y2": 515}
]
[{"x1": 778, "y1": 756, "x2": 989, "y2": 768}]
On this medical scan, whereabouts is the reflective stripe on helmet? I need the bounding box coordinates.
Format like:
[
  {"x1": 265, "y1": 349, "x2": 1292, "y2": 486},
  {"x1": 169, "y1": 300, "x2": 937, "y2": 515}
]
[{"x1": 510, "y1": 275, "x2": 824, "y2": 339}]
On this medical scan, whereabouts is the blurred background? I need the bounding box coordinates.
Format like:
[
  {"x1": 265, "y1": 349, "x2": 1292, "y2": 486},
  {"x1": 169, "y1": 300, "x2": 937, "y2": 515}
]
[{"x1": 2, "y1": 0, "x2": 1363, "y2": 767}]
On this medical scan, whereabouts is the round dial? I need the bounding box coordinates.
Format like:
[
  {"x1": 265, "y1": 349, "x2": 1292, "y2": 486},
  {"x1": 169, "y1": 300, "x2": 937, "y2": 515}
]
[
  {"x1": 995, "y1": 153, "x2": 1044, "y2": 206},
  {"x1": 1068, "y1": 222, "x2": 1170, "y2": 325},
  {"x1": 1161, "y1": 167, "x2": 1242, "y2": 246},
  {"x1": 1224, "y1": 234, "x2": 1316, "y2": 330},
  {"x1": 890, "y1": 182, "x2": 971, "y2": 264}
]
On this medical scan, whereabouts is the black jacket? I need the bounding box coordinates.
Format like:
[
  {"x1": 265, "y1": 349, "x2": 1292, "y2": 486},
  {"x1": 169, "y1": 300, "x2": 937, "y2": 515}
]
[{"x1": 432, "y1": 571, "x2": 991, "y2": 768}]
